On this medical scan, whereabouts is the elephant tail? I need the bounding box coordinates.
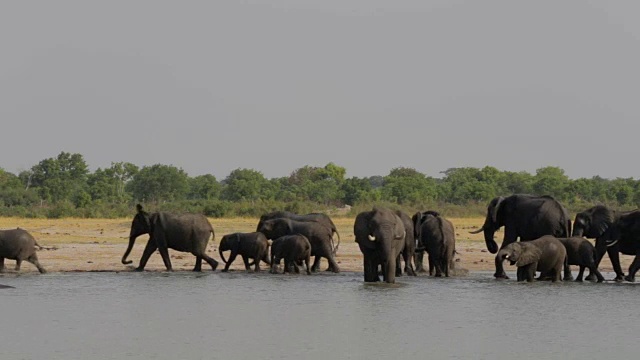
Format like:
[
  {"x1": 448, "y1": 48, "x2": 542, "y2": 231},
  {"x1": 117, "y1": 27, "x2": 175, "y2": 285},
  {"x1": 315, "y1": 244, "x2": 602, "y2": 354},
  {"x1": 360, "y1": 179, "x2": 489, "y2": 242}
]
[{"x1": 333, "y1": 229, "x2": 341, "y2": 254}]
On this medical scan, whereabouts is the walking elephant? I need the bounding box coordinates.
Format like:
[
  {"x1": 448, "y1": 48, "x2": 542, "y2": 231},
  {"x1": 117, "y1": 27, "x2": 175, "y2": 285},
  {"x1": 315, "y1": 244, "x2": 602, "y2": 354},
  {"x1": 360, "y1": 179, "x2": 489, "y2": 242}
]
[
  {"x1": 496, "y1": 235, "x2": 566, "y2": 282},
  {"x1": 219, "y1": 232, "x2": 271, "y2": 272},
  {"x1": 270, "y1": 234, "x2": 312, "y2": 275},
  {"x1": 470, "y1": 194, "x2": 571, "y2": 279},
  {"x1": 256, "y1": 211, "x2": 340, "y2": 253},
  {"x1": 354, "y1": 207, "x2": 406, "y2": 283},
  {"x1": 121, "y1": 204, "x2": 219, "y2": 272},
  {"x1": 558, "y1": 237, "x2": 604, "y2": 282},
  {"x1": 414, "y1": 211, "x2": 456, "y2": 277},
  {"x1": 257, "y1": 218, "x2": 339, "y2": 273},
  {"x1": 0, "y1": 228, "x2": 46, "y2": 273},
  {"x1": 573, "y1": 205, "x2": 640, "y2": 282},
  {"x1": 395, "y1": 210, "x2": 416, "y2": 276}
]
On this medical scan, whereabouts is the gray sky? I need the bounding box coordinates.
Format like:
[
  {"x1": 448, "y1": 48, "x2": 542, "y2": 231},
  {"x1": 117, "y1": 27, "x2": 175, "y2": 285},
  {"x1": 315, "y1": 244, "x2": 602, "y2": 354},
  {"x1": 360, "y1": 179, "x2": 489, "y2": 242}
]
[{"x1": 1, "y1": 1, "x2": 639, "y2": 180}]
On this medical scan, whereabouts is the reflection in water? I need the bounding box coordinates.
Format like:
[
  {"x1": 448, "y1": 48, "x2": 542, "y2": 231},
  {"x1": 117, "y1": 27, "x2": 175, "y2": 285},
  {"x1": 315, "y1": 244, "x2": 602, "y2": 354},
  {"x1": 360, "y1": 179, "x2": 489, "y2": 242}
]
[{"x1": 0, "y1": 272, "x2": 638, "y2": 360}]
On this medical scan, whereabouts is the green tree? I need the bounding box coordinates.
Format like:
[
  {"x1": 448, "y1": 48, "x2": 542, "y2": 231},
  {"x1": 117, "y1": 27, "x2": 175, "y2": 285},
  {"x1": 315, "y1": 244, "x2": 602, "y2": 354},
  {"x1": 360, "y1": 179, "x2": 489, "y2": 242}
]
[
  {"x1": 88, "y1": 162, "x2": 139, "y2": 202},
  {"x1": 127, "y1": 164, "x2": 189, "y2": 203},
  {"x1": 341, "y1": 177, "x2": 381, "y2": 205},
  {"x1": 221, "y1": 168, "x2": 273, "y2": 202},
  {"x1": 532, "y1": 166, "x2": 570, "y2": 200},
  {"x1": 188, "y1": 174, "x2": 221, "y2": 200},
  {"x1": 29, "y1": 152, "x2": 90, "y2": 204},
  {"x1": 382, "y1": 167, "x2": 437, "y2": 204},
  {"x1": 285, "y1": 163, "x2": 346, "y2": 204}
]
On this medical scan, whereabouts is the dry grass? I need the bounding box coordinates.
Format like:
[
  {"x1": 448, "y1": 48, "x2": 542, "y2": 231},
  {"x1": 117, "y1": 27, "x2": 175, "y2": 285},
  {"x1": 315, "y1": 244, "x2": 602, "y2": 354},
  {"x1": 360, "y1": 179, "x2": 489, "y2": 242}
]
[{"x1": 0, "y1": 217, "x2": 631, "y2": 275}]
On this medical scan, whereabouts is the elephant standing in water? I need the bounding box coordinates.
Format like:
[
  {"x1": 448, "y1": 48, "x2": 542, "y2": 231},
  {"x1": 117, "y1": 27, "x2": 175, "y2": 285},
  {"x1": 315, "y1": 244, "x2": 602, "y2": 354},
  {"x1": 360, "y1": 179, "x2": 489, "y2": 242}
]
[
  {"x1": 270, "y1": 234, "x2": 312, "y2": 275},
  {"x1": 395, "y1": 210, "x2": 416, "y2": 276},
  {"x1": 219, "y1": 232, "x2": 271, "y2": 272},
  {"x1": 354, "y1": 207, "x2": 406, "y2": 283},
  {"x1": 0, "y1": 228, "x2": 46, "y2": 273},
  {"x1": 470, "y1": 194, "x2": 571, "y2": 279},
  {"x1": 414, "y1": 211, "x2": 456, "y2": 277},
  {"x1": 496, "y1": 235, "x2": 566, "y2": 282},
  {"x1": 573, "y1": 205, "x2": 640, "y2": 282},
  {"x1": 122, "y1": 204, "x2": 219, "y2": 272},
  {"x1": 257, "y1": 211, "x2": 340, "y2": 254},
  {"x1": 558, "y1": 237, "x2": 604, "y2": 282}
]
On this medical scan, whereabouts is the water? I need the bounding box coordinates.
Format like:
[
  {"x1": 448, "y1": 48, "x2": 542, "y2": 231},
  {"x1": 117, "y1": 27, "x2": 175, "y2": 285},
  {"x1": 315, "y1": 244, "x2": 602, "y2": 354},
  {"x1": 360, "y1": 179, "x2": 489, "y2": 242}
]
[{"x1": 0, "y1": 271, "x2": 638, "y2": 360}]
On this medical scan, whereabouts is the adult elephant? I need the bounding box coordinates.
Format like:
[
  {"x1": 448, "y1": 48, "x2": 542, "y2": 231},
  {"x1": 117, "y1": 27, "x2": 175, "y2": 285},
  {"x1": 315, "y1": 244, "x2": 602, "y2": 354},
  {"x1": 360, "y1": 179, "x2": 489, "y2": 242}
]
[
  {"x1": 470, "y1": 194, "x2": 571, "y2": 279},
  {"x1": 413, "y1": 211, "x2": 456, "y2": 277},
  {"x1": 572, "y1": 205, "x2": 640, "y2": 282},
  {"x1": 122, "y1": 204, "x2": 219, "y2": 272},
  {"x1": 256, "y1": 211, "x2": 340, "y2": 253},
  {"x1": 354, "y1": 207, "x2": 406, "y2": 283},
  {"x1": 395, "y1": 210, "x2": 416, "y2": 276},
  {"x1": 257, "y1": 218, "x2": 340, "y2": 273}
]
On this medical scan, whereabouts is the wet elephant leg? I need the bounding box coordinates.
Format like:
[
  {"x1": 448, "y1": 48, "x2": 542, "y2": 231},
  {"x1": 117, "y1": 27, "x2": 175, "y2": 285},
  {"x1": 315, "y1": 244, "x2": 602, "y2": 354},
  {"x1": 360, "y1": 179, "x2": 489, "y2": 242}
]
[
  {"x1": 157, "y1": 247, "x2": 173, "y2": 271},
  {"x1": 311, "y1": 255, "x2": 322, "y2": 272},
  {"x1": 304, "y1": 254, "x2": 312, "y2": 275},
  {"x1": 624, "y1": 251, "x2": 640, "y2": 282},
  {"x1": 395, "y1": 254, "x2": 403, "y2": 277},
  {"x1": 575, "y1": 266, "x2": 585, "y2": 282},
  {"x1": 136, "y1": 240, "x2": 158, "y2": 271},
  {"x1": 193, "y1": 256, "x2": 203, "y2": 272},
  {"x1": 15, "y1": 259, "x2": 21, "y2": 271},
  {"x1": 606, "y1": 246, "x2": 625, "y2": 281},
  {"x1": 0, "y1": 257, "x2": 4, "y2": 272},
  {"x1": 242, "y1": 255, "x2": 252, "y2": 272},
  {"x1": 201, "y1": 253, "x2": 219, "y2": 271},
  {"x1": 222, "y1": 252, "x2": 238, "y2": 272},
  {"x1": 26, "y1": 255, "x2": 46, "y2": 274}
]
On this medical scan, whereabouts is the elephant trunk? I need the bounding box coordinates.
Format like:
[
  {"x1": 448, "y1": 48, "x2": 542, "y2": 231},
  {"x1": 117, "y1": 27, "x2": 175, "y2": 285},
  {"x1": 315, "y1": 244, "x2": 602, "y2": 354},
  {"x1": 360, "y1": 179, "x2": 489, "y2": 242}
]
[
  {"x1": 121, "y1": 236, "x2": 136, "y2": 265},
  {"x1": 381, "y1": 237, "x2": 396, "y2": 283},
  {"x1": 572, "y1": 226, "x2": 584, "y2": 237},
  {"x1": 484, "y1": 227, "x2": 499, "y2": 254}
]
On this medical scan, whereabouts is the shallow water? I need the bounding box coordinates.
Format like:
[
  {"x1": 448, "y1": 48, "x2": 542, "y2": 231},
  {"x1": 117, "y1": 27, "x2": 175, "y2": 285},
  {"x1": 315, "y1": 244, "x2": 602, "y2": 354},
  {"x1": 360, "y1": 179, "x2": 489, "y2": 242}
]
[{"x1": 0, "y1": 271, "x2": 638, "y2": 360}]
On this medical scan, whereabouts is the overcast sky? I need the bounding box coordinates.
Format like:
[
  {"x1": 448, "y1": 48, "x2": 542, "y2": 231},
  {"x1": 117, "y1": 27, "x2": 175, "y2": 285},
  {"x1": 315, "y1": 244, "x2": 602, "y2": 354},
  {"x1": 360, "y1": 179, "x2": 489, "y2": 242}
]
[{"x1": 1, "y1": 1, "x2": 639, "y2": 180}]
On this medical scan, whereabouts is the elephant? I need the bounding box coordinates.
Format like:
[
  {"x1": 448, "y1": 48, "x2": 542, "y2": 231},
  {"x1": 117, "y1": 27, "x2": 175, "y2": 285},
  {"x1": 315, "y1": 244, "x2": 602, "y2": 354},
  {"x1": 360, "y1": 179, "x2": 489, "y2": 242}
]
[
  {"x1": 219, "y1": 232, "x2": 271, "y2": 272},
  {"x1": 257, "y1": 211, "x2": 340, "y2": 254},
  {"x1": 557, "y1": 237, "x2": 604, "y2": 282},
  {"x1": 470, "y1": 194, "x2": 571, "y2": 279},
  {"x1": 0, "y1": 228, "x2": 46, "y2": 273},
  {"x1": 496, "y1": 235, "x2": 567, "y2": 282},
  {"x1": 572, "y1": 205, "x2": 640, "y2": 282},
  {"x1": 394, "y1": 210, "x2": 416, "y2": 276},
  {"x1": 122, "y1": 204, "x2": 219, "y2": 272},
  {"x1": 413, "y1": 211, "x2": 456, "y2": 277},
  {"x1": 354, "y1": 207, "x2": 406, "y2": 283},
  {"x1": 270, "y1": 235, "x2": 312, "y2": 275},
  {"x1": 257, "y1": 218, "x2": 340, "y2": 273}
]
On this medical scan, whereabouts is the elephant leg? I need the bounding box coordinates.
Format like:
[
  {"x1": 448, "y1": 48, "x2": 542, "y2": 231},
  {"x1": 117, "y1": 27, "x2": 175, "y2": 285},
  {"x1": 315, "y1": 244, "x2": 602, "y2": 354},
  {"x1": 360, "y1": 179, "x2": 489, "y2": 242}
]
[
  {"x1": 363, "y1": 254, "x2": 378, "y2": 282},
  {"x1": 201, "y1": 253, "x2": 219, "y2": 271},
  {"x1": 222, "y1": 251, "x2": 238, "y2": 272},
  {"x1": 156, "y1": 246, "x2": 173, "y2": 271},
  {"x1": 575, "y1": 266, "x2": 585, "y2": 282},
  {"x1": 624, "y1": 251, "x2": 640, "y2": 282},
  {"x1": 26, "y1": 255, "x2": 46, "y2": 274},
  {"x1": 136, "y1": 240, "x2": 158, "y2": 271},
  {"x1": 270, "y1": 256, "x2": 279, "y2": 274},
  {"x1": 525, "y1": 264, "x2": 536, "y2": 282},
  {"x1": 262, "y1": 252, "x2": 271, "y2": 267},
  {"x1": 0, "y1": 257, "x2": 4, "y2": 272},
  {"x1": 606, "y1": 246, "x2": 625, "y2": 281},
  {"x1": 15, "y1": 259, "x2": 22, "y2": 271},
  {"x1": 292, "y1": 261, "x2": 301, "y2": 274},
  {"x1": 402, "y1": 248, "x2": 416, "y2": 276},
  {"x1": 395, "y1": 254, "x2": 403, "y2": 277},
  {"x1": 242, "y1": 255, "x2": 252, "y2": 272},
  {"x1": 590, "y1": 266, "x2": 605, "y2": 283},
  {"x1": 414, "y1": 251, "x2": 426, "y2": 273},
  {"x1": 311, "y1": 256, "x2": 322, "y2": 272},
  {"x1": 193, "y1": 256, "x2": 203, "y2": 272},
  {"x1": 253, "y1": 254, "x2": 261, "y2": 272},
  {"x1": 304, "y1": 254, "x2": 312, "y2": 275},
  {"x1": 443, "y1": 257, "x2": 450, "y2": 277},
  {"x1": 563, "y1": 262, "x2": 574, "y2": 281},
  {"x1": 383, "y1": 256, "x2": 397, "y2": 284},
  {"x1": 430, "y1": 254, "x2": 442, "y2": 277},
  {"x1": 552, "y1": 265, "x2": 562, "y2": 282}
]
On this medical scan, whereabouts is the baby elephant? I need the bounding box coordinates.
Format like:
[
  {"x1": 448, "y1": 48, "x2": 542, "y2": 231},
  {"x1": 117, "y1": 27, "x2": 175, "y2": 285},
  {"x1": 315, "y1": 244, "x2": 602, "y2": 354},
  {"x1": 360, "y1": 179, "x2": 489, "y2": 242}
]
[
  {"x1": 270, "y1": 235, "x2": 312, "y2": 275},
  {"x1": 496, "y1": 236, "x2": 566, "y2": 282},
  {"x1": 219, "y1": 232, "x2": 271, "y2": 272},
  {"x1": 558, "y1": 237, "x2": 604, "y2": 282},
  {"x1": 0, "y1": 228, "x2": 46, "y2": 274}
]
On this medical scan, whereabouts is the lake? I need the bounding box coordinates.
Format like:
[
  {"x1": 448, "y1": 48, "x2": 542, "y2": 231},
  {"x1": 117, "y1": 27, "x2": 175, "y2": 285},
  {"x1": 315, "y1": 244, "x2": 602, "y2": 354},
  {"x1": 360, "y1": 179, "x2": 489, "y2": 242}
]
[{"x1": 0, "y1": 271, "x2": 637, "y2": 360}]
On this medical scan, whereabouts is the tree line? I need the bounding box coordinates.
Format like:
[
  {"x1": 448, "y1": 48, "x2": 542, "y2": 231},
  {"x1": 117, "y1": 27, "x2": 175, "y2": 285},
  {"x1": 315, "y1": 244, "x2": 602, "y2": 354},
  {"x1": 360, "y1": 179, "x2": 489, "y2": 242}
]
[{"x1": 0, "y1": 151, "x2": 638, "y2": 218}]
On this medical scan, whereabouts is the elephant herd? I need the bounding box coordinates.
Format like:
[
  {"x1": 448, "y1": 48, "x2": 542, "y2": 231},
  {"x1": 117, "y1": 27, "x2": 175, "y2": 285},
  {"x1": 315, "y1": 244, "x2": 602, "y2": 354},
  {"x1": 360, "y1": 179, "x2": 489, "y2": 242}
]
[{"x1": 2, "y1": 195, "x2": 640, "y2": 285}]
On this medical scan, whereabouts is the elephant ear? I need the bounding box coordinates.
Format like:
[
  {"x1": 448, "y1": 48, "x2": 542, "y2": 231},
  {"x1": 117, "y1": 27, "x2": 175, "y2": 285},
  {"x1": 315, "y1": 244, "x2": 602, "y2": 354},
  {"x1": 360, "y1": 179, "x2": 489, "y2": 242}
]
[
  {"x1": 412, "y1": 212, "x2": 423, "y2": 238},
  {"x1": 590, "y1": 206, "x2": 614, "y2": 236},
  {"x1": 491, "y1": 196, "x2": 505, "y2": 224},
  {"x1": 233, "y1": 233, "x2": 241, "y2": 252},
  {"x1": 394, "y1": 215, "x2": 406, "y2": 240},
  {"x1": 354, "y1": 211, "x2": 375, "y2": 247},
  {"x1": 516, "y1": 243, "x2": 542, "y2": 267}
]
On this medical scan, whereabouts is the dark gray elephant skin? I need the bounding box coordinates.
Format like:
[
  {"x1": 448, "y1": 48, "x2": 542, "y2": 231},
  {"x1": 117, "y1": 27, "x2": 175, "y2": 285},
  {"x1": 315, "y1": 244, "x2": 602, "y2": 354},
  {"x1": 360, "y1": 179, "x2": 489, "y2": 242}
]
[
  {"x1": 0, "y1": 228, "x2": 46, "y2": 273},
  {"x1": 470, "y1": 194, "x2": 571, "y2": 279},
  {"x1": 270, "y1": 235, "x2": 312, "y2": 275},
  {"x1": 354, "y1": 207, "x2": 406, "y2": 283},
  {"x1": 122, "y1": 204, "x2": 219, "y2": 272},
  {"x1": 258, "y1": 218, "x2": 339, "y2": 273},
  {"x1": 395, "y1": 210, "x2": 416, "y2": 276},
  {"x1": 219, "y1": 232, "x2": 271, "y2": 272},
  {"x1": 256, "y1": 211, "x2": 340, "y2": 253},
  {"x1": 573, "y1": 205, "x2": 640, "y2": 282},
  {"x1": 558, "y1": 237, "x2": 604, "y2": 282},
  {"x1": 414, "y1": 211, "x2": 456, "y2": 277},
  {"x1": 496, "y1": 235, "x2": 567, "y2": 282}
]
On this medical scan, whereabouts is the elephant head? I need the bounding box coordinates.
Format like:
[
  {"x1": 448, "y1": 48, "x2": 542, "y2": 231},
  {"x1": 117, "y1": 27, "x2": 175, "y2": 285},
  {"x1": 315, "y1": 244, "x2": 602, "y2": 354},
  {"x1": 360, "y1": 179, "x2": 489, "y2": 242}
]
[
  {"x1": 355, "y1": 208, "x2": 406, "y2": 283},
  {"x1": 496, "y1": 242, "x2": 541, "y2": 267},
  {"x1": 257, "y1": 218, "x2": 291, "y2": 240},
  {"x1": 218, "y1": 233, "x2": 241, "y2": 264},
  {"x1": 470, "y1": 196, "x2": 505, "y2": 254},
  {"x1": 572, "y1": 205, "x2": 615, "y2": 238},
  {"x1": 122, "y1": 204, "x2": 152, "y2": 265}
]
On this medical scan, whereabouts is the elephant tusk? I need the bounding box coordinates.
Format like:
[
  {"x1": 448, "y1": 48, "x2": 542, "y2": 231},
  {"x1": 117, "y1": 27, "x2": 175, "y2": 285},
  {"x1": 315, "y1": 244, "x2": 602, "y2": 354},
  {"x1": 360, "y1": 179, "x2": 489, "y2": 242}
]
[
  {"x1": 505, "y1": 255, "x2": 509, "y2": 259},
  {"x1": 606, "y1": 240, "x2": 619, "y2": 247},
  {"x1": 368, "y1": 234, "x2": 376, "y2": 241}
]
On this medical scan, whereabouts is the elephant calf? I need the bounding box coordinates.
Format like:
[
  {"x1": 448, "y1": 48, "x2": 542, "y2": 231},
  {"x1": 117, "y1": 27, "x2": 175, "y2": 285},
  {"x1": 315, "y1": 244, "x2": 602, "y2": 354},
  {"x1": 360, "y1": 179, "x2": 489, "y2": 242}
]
[
  {"x1": 496, "y1": 236, "x2": 566, "y2": 282},
  {"x1": 558, "y1": 237, "x2": 604, "y2": 282},
  {"x1": 0, "y1": 228, "x2": 46, "y2": 274},
  {"x1": 219, "y1": 232, "x2": 271, "y2": 272},
  {"x1": 270, "y1": 235, "x2": 312, "y2": 275}
]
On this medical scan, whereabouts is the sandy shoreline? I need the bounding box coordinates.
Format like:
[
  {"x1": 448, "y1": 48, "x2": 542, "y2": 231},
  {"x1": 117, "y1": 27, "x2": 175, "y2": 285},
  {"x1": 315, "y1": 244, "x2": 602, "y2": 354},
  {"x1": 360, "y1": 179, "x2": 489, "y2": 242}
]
[{"x1": 0, "y1": 217, "x2": 632, "y2": 276}]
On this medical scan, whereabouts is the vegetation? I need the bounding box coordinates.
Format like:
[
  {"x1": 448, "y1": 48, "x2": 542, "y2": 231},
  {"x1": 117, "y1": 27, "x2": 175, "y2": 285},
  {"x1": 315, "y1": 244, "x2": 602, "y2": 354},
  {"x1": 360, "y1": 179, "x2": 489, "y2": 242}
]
[{"x1": 1, "y1": 151, "x2": 638, "y2": 218}]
